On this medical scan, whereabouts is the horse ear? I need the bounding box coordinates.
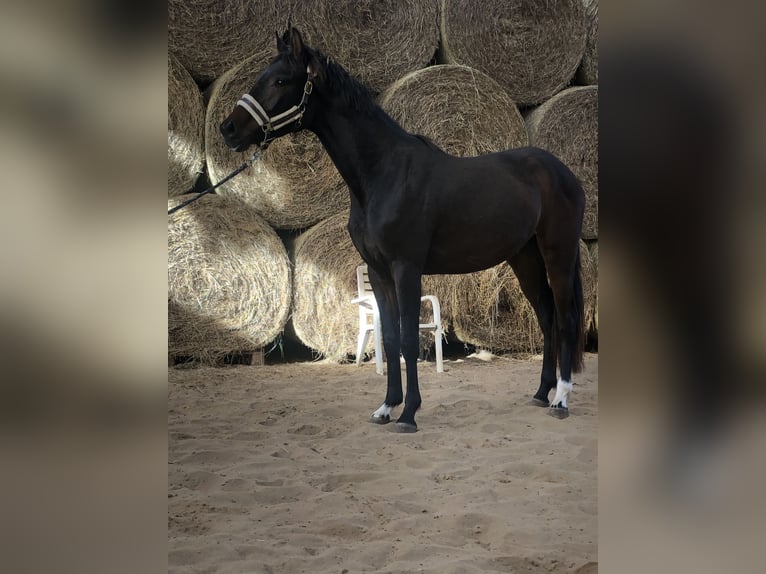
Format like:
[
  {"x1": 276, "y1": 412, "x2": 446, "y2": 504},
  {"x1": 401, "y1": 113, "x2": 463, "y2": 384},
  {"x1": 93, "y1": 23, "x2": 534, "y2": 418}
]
[
  {"x1": 289, "y1": 27, "x2": 305, "y2": 61},
  {"x1": 276, "y1": 31, "x2": 287, "y2": 53}
]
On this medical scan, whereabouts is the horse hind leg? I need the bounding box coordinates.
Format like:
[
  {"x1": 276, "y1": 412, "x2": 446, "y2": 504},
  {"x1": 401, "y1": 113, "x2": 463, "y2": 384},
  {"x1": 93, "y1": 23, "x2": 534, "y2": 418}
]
[
  {"x1": 507, "y1": 236, "x2": 557, "y2": 406},
  {"x1": 539, "y1": 241, "x2": 585, "y2": 420}
]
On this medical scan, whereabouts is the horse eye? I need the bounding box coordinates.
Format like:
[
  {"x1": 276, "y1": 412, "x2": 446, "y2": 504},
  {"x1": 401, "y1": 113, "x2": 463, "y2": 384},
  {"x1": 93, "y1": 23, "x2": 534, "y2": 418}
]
[{"x1": 275, "y1": 78, "x2": 286, "y2": 87}]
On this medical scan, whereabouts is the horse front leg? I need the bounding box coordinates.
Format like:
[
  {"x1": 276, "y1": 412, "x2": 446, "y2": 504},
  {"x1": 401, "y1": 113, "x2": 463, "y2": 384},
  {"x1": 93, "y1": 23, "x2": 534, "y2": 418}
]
[
  {"x1": 392, "y1": 262, "x2": 423, "y2": 433},
  {"x1": 367, "y1": 267, "x2": 403, "y2": 424}
]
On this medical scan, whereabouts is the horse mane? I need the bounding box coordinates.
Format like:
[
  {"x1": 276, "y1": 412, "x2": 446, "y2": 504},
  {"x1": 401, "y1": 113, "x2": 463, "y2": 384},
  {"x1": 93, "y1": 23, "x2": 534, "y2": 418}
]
[
  {"x1": 306, "y1": 47, "x2": 379, "y2": 116},
  {"x1": 301, "y1": 45, "x2": 441, "y2": 149},
  {"x1": 413, "y1": 133, "x2": 442, "y2": 151}
]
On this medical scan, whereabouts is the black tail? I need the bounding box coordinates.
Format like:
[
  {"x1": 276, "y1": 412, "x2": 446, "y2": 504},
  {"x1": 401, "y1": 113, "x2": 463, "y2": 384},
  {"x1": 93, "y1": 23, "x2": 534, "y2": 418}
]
[
  {"x1": 571, "y1": 247, "x2": 585, "y2": 373},
  {"x1": 550, "y1": 246, "x2": 585, "y2": 374}
]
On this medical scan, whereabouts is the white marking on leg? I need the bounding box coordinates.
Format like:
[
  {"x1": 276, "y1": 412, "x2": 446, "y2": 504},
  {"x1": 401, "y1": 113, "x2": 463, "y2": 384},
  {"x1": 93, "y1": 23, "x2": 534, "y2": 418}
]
[
  {"x1": 550, "y1": 378, "x2": 573, "y2": 409},
  {"x1": 372, "y1": 403, "x2": 393, "y2": 420}
]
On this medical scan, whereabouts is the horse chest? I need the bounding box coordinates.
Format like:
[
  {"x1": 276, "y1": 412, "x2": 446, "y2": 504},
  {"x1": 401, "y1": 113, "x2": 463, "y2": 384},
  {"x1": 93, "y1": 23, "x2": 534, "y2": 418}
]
[
  {"x1": 348, "y1": 222, "x2": 383, "y2": 263},
  {"x1": 348, "y1": 210, "x2": 409, "y2": 265}
]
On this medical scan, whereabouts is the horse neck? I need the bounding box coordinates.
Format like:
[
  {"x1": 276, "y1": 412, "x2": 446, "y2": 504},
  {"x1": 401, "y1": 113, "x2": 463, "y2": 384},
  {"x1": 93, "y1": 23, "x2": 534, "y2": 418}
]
[{"x1": 308, "y1": 95, "x2": 409, "y2": 205}]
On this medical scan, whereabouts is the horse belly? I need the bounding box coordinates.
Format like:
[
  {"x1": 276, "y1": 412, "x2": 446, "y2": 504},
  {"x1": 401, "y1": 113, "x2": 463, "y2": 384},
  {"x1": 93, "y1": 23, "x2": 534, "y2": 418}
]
[
  {"x1": 423, "y1": 226, "x2": 531, "y2": 274},
  {"x1": 422, "y1": 163, "x2": 541, "y2": 274}
]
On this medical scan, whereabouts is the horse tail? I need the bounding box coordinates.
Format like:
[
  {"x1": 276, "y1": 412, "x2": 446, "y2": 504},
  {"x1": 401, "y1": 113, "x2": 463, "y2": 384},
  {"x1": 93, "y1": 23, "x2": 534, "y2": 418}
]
[{"x1": 571, "y1": 245, "x2": 585, "y2": 373}]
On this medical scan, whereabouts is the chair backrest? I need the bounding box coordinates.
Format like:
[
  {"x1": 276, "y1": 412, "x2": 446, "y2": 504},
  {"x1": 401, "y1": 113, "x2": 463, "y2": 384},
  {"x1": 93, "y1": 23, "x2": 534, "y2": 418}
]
[{"x1": 356, "y1": 264, "x2": 374, "y2": 299}]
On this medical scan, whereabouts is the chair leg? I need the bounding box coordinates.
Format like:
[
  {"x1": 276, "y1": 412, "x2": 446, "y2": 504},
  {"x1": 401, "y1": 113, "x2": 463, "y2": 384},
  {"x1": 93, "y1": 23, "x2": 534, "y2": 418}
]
[
  {"x1": 373, "y1": 314, "x2": 384, "y2": 375},
  {"x1": 419, "y1": 295, "x2": 444, "y2": 373},
  {"x1": 434, "y1": 328, "x2": 444, "y2": 373},
  {"x1": 356, "y1": 328, "x2": 370, "y2": 367}
]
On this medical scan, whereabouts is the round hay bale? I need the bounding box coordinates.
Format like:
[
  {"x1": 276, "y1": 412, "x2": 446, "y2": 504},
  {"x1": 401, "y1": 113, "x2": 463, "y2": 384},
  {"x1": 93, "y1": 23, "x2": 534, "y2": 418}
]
[
  {"x1": 445, "y1": 241, "x2": 595, "y2": 354},
  {"x1": 440, "y1": 0, "x2": 587, "y2": 106},
  {"x1": 379, "y1": 65, "x2": 528, "y2": 156},
  {"x1": 292, "y1": 0, "x2": 440, "y2": 93},
  {"x1": 577, "y1": 0, "x2": 599, "y2": 85},
  {"x1": 291, "y1": 213, "x2": 449, "y2": 361},
  {"x1": 168, "y1": 54, "x2": 205, "y2": 197},
  {"x1": 290, "y1": 213, "x2": 368, "y2": 362},
  {"x1": 525, "y1": 86, "x2": 598, "y2": 239},
  {"x1": 168, "y1": 194, "x2": 292, "y2": 363},
  {"x1": 205, "y1": 53, "x2": 348, "y2": 230},
  {"x1": 450, "y1": 264, "x2": 542, "y2": 353},
  {"x1": 168, "y1": 1, "x2": 283, "y2": 84}
]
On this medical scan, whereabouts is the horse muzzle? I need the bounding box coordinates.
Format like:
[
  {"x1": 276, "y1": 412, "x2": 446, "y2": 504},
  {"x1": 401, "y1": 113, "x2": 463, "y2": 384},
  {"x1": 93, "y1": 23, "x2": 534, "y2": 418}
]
[{"x1": 219, "y1": 118, "x2": 255, "y2": 152}]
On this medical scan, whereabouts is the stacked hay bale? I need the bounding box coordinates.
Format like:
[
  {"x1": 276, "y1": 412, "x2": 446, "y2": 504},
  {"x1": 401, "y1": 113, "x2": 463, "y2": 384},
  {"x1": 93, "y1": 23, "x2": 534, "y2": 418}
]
[
  {"x1": 169, "y1": 0, "x2": 440, "y2": 92},
  {"x1": 379, "y1": 65, "x2": 529, "y2": 155},
  {"x1": 448, "y1": 264, "x2": 542, "y2": 353},
  {"x1": 167, "y1": 0, "x2": 598, "y2": 362},
  {"x1": 290, "y1": 213, "x2": 441, "y2": 362},
  {"x1": 205, "y1": 52, "x2": 349, "y2": 230},
  {"x1": 292, "y1": 0, "x2": 440, "y2": 94},
  {"x1": 168, "y1": 54, "x2": 205, "y2": 197},
  {"x1": 577, "y1": 0, "x2": 599, "y2": 85},
  {"x1": 168, "y1": 194, "x2": 292, "y2": 364},
  {"x1": 290, "y1": 213, "x2": 364, "y2": 362},
  {"x1": 439, "y1": 0, "x2": 587, "y2": 105},
  {"x1": 168, "y1": 0, "x2": 283, "y2": 84},
  {"x1": 526, "y1": 85, "x2": 599, "y2": 239},
  {"x1": 447, "y1": 241, "x2": 596, "y2": 354}
]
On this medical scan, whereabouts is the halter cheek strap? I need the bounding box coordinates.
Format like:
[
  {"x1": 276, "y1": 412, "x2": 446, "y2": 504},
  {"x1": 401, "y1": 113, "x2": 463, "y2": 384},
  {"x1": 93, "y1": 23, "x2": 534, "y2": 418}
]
[{"x1": 236, "y1": 67, "x2": 315, "y2": 147}]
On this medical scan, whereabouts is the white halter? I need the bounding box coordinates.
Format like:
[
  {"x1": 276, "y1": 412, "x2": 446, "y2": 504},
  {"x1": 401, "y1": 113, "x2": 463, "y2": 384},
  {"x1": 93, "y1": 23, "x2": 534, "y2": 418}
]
[{"x1": 236, "y1": 67, "x2": 314, "y2": 147}]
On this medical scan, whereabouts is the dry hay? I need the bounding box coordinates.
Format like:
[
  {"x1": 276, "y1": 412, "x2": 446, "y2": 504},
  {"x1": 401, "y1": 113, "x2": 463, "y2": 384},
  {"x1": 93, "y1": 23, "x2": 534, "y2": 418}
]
[
  {"x1": 577, "y1": 0, "x2": 599, "y2": 85},
  {"x1": 291, "y1": 0, "x2": 440, "y2": 94},
  {"x1": 168, "y1": 54, "x2": 205, "y2": 197},
  {"x1": 169, "y1": 1, "x2": 438, "y2": 89},
  {"x1": 168, "y1": 1, "x2": 285, "y2": 84},
  {"x1": 440, "y1": 0, "x2": 587, "y2": 106},
  {"x1": 525, "y1": 86, "x2": 598, "y2": 239},
  {"x1": 205, "y1": 52, "x2": 348, "y2": 230},
  {"x1": 290, "y1": 213, "x2": 365, "y2": 362},
  {"x1": 379, "y1": 65, "x2": 528, "y2": 156},
  {"x1": 168, "y1": 194, "x2": 292, "y2": 364},
  {"x1": 443, "y1": 241, "x2": 596, "y2": 354},
  {"x1": 449, "y1": 265, "x2": 542, "y2": 354},
  {"x1": 291, "y1": 213, "x2": 448, "y2": 362},
  {"x1": 586, "y1": 240, "x2": 598, "y2": 334}
]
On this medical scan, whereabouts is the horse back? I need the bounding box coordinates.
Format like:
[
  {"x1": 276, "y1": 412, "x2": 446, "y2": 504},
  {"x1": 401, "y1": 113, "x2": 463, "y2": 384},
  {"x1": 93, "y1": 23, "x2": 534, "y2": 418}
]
[{"x1": 348, "y1": 144, "x2": 583, "y2": 275}]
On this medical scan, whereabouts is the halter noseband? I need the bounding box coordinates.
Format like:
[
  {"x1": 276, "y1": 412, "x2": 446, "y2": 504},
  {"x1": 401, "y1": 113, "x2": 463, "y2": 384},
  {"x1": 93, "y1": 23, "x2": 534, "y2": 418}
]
[{"x1": 236, "y1": 67, "x2": 314, "y2": 149}]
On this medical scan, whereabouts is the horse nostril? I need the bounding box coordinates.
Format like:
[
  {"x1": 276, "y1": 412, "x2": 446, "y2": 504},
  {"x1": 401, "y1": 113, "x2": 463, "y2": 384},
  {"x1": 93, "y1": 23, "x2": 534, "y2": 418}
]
[{"x1": 220, "y1": 119, "x2": 235, "y2": 137}]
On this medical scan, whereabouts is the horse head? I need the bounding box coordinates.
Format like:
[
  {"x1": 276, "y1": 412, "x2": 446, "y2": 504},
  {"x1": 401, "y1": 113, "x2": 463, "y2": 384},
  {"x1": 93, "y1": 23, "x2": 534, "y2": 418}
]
[{"x1": 220, "y1": 27, "x2": 321, "y2": 151}]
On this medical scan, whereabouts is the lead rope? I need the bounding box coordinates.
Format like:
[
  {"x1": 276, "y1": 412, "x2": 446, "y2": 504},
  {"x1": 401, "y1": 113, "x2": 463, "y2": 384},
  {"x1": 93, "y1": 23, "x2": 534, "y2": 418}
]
[{"x1": 167, "y1": 151, "x2": 260, "y2": 215}]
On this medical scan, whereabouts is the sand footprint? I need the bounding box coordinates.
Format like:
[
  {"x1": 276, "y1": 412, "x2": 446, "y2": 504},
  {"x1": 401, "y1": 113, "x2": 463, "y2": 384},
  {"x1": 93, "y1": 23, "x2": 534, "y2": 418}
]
[
  {"x1": 321, "y1": 472, "x2": 384, "y2": 492},
  {"x1": 288, "y1": 424, "x2": 321, "y2": 436}
]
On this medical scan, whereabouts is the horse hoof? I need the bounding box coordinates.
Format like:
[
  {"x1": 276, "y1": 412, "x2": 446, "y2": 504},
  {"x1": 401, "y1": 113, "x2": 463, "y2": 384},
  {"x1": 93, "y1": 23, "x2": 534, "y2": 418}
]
[
  {"x1": 369, "y1": 414, "x2": 391, "y2": 425},
  {"x1": 529, "y1": 397, "x2": 550, "y2": 407},
  {"x1": 395, "y1": 421, "x2": 418, "y2": 433},
  {"x1": 548, "y1": 405, "x2": 569, "y2": 419}
]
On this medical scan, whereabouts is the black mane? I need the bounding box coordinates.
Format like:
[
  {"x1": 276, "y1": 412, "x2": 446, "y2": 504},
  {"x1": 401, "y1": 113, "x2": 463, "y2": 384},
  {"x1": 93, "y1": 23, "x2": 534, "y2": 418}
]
[{"x1": 307, "y1": 47, "x2": 379, "y2": 116}]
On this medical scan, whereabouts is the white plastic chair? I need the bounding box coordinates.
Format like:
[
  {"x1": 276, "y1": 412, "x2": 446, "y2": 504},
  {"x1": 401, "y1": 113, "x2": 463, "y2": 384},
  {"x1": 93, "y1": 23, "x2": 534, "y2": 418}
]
[{"x1": 351, "y1": 264, "x2": 444, "y2": 374}]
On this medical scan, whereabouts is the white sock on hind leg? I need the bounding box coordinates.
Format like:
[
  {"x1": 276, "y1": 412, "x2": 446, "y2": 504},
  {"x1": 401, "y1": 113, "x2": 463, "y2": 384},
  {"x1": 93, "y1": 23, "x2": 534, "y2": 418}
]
[{"x1": 550, "y1": 378, "x2": 573, "y2": 409}]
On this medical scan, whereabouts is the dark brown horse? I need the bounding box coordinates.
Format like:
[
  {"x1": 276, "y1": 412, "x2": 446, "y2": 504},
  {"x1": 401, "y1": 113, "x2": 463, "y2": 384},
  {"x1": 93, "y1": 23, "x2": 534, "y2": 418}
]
[{"x1": 220, "y1": 28, "x2": 585, "y2": 431}]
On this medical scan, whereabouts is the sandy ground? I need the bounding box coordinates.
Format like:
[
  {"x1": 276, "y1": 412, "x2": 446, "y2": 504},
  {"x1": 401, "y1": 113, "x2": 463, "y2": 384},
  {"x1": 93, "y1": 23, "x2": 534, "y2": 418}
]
[{"x1": 169, "y1": 354, "x2": 598, "y2": 574}]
